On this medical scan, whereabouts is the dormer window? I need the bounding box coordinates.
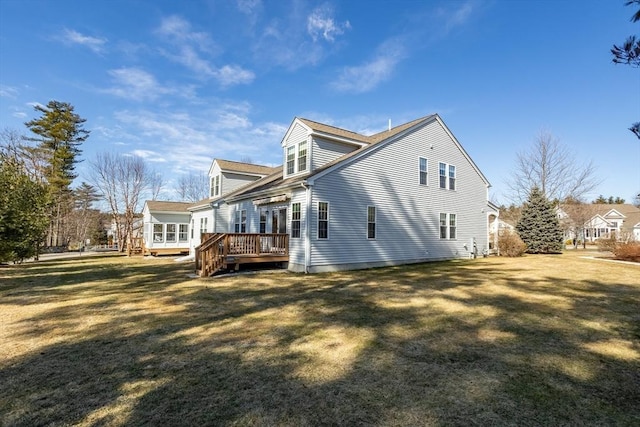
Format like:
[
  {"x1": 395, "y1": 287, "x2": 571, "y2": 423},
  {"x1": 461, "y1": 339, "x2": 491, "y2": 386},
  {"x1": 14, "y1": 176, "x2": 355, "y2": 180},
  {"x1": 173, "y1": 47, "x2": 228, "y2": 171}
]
[
  {"x1": 210, "y1": 175, "x2": 220, "y2": 197},
  {"x1": 285, "y1": 141, "x2": 308, "y2": 176},
  {"x1": 287, "y1": 146, "x2": 296, "y2": 174},
  {"x1": 298, "y1": 141, "x2": 307, "y2": 172}
]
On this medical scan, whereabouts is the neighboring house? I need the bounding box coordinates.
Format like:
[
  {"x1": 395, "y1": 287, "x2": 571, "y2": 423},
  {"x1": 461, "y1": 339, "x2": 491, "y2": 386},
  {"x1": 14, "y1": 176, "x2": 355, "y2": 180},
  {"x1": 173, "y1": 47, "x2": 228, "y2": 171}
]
[
  {"x1": 142, "y1": 201, "x2": 192, "y2": 256},
  {"x1": 559, "y1": 204, "x2": 640, "y2": 242},
  {"x1": 191, "y1": 114, "x2": 493, "y2": 274},
  {"x1": 583, "y1": 204, "x2": 640, "y2": 242}
]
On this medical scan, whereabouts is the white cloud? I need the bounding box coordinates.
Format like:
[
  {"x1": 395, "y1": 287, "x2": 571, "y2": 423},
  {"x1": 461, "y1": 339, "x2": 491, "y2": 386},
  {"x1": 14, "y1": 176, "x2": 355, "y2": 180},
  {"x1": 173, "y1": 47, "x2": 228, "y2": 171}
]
[
  {"x1": 110, "y1": 106, "x2": 286, "y2": 177},
  {"x1": 331, "y1": 39, "x2": 406, "y2": 93},
  {"x1": 0, "y1": 85, "x2": 18, "y2": 98},
  {"x1": 103, "y1": 67, "x2": 196, "y2": 102},
  {"x1": 237, "y1": 0, "x2": 262, "y2": 15},
  {"x1": 215, "y1": 65, "x2": 256, "y2": 87},
  {"x1": 307, "y1": 5, "x2": 351, "y2": 42},
  {"x1": 155, "y1": 15, "x2": 254, "y2": 87},
  {"x1": 130, "y1": 149, "x2": 167, "y2": 162},
  {"x1": 447, "y1": 1, "x2": 474, "y2": 29},
  {"x1": 61, "y1": 28, "x2": 107, "y2": 53}
]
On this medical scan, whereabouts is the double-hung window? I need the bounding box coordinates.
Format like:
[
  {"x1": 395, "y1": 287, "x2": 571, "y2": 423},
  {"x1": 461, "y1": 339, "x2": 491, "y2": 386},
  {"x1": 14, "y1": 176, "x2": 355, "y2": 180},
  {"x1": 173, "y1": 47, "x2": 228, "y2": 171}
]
[
  {"x1": 286, "y1": 146, "x2": 296, "y2": 175},
  {"x1": 439, "y1": 213, "x2": 457, "y2": 239},
  {"x1": 210, "y1": 175, "x2": 220, "y2": 197},
  {"x1": 297, "y1": 141, "x2": 307, "y2": 172},
  {"x1": 318, "y1": 202, "x2": 329, "y2": 239},
  {"x1": 166, "y1": 224, "x2": 176, "y2": 242},
  {"x1": 235, "y1": 210, "x2": 247, "y2": 233},
  {"x1": 179, "y1": 224, "x2": 189, "y2": 242},
  {"x1": 200, "y1": 218, "x2": 207, "y2": 235},
  {"x1": 449, "y1": 214, "x2": 457, "y2": 239},
  {"x1": 419, "y1": 157, "x2": 428, "y2": 185},
  {"x1": 439, "y1": 163, "x2": 456, "y2": 190},
  {"x1": 449, "y1": 165, "x2": 456, "y2": 190},
  {"x1": 259, "y1": 210, "x2": 267, "y2": 233},
  {"x1": 153, "y1": 224, "x2": 164, "y2": 242},
  {"x1": 439, "y1": 213, "x2": 448, "y2": 239},
  {"x1": 439, "y1": 163, "x2": 447, "y2": 189},
  {"x1": 291, "y1": 203, "x2": 301, "y2": 238},
  {"x1": 367, "y1": 206, "x2": 376, "y2": 239},
  {"x1": 286, "y1": 140, "x2": 309, "y2": 176}
]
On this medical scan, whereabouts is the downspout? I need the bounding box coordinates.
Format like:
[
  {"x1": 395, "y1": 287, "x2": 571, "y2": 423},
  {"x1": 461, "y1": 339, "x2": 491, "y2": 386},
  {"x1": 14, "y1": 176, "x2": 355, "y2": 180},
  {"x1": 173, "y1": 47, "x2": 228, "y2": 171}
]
[{"x1": 301, "y1": 181, "x2": 313, "y2": 273}]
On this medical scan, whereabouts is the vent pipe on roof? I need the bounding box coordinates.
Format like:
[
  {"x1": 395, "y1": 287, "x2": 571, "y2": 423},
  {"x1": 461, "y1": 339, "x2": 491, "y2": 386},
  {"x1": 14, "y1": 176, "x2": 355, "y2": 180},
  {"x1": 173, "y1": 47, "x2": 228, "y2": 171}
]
[{"x1": 388, "y1": 119, "x2": 391, "y2": 131}]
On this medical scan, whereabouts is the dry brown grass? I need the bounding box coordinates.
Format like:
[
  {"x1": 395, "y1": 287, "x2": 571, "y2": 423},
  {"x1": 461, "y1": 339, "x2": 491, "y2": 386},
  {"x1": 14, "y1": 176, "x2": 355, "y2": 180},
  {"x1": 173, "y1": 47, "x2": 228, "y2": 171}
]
[{"x1": 1, "y1": 251, "x2": 639, "y2": 426}]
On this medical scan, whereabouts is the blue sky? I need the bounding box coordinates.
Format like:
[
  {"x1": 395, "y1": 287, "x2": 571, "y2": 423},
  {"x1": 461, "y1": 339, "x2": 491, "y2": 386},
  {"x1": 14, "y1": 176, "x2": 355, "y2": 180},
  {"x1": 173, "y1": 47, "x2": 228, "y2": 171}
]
[{"x1": 1, "y1": 0, "x2": 639, "y2": 204}]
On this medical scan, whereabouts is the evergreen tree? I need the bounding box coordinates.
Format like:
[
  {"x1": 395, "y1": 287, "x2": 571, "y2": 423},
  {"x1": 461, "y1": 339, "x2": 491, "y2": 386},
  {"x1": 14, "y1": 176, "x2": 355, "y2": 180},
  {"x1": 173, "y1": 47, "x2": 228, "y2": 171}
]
[
  {"x1": 516, "y1": 187, "x2": 564, "y2": 254},
  {"x1": 24, "y1": 101, "x2": 90, "y2": 247},
  {"x1": 0, "y1": 154, "x2": 49, "y2": 263}
]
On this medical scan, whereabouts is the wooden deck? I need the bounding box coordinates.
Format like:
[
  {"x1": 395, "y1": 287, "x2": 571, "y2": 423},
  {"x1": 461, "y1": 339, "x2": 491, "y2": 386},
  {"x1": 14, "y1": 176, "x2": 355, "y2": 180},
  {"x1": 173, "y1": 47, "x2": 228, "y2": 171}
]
[{"x1": 195, "y1": 233, "x2": 289, "y2": 277}]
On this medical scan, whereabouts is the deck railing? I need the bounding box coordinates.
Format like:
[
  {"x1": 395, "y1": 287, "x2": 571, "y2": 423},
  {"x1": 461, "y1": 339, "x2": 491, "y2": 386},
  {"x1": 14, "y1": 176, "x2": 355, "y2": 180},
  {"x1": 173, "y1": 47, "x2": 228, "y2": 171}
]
[{"x1": 196, "y1": 233, "x2": 289, "y2": 277}]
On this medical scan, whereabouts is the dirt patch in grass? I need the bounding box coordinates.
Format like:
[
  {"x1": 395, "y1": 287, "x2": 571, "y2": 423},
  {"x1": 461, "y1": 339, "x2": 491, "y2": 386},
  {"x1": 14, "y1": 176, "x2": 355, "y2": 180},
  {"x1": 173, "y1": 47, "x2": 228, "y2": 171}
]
[{"x1": 1, "y1": 251, "x2": 639, "y2": 426}]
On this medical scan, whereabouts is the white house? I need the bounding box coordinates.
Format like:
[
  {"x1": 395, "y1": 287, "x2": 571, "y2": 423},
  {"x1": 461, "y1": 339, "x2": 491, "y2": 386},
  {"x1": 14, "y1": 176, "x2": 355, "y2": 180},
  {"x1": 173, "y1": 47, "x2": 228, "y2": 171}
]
[
  {"x1": 583, "y1": 204, "x2": 640, "y2": 242},
  {"x1": 142, "y1": 200, "x2": 192, "y2": 256},
  {"x1": 187, "y1": 159, "x2": 278, "y2": 253},
  {"x1": 190, "y1": 114, "x2": 494, "y2": 274}
]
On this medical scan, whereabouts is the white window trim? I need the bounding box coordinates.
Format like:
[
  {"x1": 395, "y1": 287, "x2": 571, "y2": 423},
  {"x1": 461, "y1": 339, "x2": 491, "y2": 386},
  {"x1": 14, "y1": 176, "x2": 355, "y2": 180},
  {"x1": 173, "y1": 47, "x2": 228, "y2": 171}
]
[
  {"x1": 419, "y1": 157, "x2": 428, "y2": 186},
  {"x1": 179, "y1": 224, "x2": 189, "y2": 242},
  {"x1": 317, "y1": 201, "x2": 329, "y2": 240},
  {"x1": 438, "y1": 162, "x2": 456, "y2": 190},
  {"x1": 153, "y1": 223, "x2": 164, "y2": 243},
  {"x1": 166, "y1": 223, "x2": 177, "y2": 242},
  {"x1": 439, "y1": 212, "x2": 457, "y2": 240},
  {"x1": 285, "y1": 138, "x2": 311, "y2": 177},
  {"x1": 367, "y1": 205, "x2": 376, "y2": 240},
  {"x1": 291, "y1": 203, "x2": 301, "y2": 239}
]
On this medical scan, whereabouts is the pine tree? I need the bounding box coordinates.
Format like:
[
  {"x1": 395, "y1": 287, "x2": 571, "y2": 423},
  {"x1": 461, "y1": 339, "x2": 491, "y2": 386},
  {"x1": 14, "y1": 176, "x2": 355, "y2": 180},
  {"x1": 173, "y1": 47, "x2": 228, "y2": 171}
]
[
  {"x1": 24, "y1": 101, "x2": 90, "y2": 247},
  {"x1": 0, "y1": 154, "x2": 49, "y2": 262},
  {"x1": 516, "y1": 187, "x2": 564, "y2": 254}
]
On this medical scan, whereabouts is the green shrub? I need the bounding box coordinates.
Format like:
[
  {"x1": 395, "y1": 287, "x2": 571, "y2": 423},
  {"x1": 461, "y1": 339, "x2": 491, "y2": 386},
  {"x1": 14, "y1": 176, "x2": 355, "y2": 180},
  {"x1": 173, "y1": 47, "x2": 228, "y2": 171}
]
[{"x1": 498, "y1": 231, "x2": 527, "y2": 257}]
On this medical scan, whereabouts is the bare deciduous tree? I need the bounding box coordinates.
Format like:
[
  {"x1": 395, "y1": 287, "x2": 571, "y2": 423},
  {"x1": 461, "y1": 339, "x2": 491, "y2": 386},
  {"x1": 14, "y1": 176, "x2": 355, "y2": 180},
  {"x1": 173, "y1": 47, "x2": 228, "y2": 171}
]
[
  {"x1": 559, "y1": 198, "x2": 600, "y2": 249},
  {"x1": 507, "y1": 131, "x2": 600, "y2": 204},
  {"x1": 175, "y1": 172, "x2": 208, "y2": 202},
  {"x1": 89, "y1": 152, "x2": 153, "y2": 253}
]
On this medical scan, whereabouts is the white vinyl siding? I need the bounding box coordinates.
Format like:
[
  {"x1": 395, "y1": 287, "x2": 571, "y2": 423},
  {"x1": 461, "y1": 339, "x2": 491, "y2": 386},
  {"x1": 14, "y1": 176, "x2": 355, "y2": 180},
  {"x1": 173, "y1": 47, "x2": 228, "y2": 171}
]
[
  {"x1": 308, "y1": 118, "x2": 488, "y2": 269},
  {"x1": 311, "y1": 137, "x2": 358, "y2": 171}
]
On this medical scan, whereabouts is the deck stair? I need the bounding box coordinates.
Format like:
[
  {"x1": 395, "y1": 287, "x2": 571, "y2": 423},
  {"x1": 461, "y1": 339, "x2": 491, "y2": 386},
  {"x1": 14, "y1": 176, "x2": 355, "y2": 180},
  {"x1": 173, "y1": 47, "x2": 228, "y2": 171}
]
[{"x1": 195, "y1": 233, "x2": 289, "y2": 277}]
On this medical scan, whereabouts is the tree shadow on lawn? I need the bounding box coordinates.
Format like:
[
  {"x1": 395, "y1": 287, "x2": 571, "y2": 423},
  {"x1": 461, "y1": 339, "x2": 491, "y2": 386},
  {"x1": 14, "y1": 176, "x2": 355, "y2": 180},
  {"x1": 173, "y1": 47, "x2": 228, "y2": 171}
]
[
  {"x1": 1, "y1": 255, "x2": 194, "y2": 306},
  {"x1": 2, "y1": 259, "x2": 639, "y2": 426}
]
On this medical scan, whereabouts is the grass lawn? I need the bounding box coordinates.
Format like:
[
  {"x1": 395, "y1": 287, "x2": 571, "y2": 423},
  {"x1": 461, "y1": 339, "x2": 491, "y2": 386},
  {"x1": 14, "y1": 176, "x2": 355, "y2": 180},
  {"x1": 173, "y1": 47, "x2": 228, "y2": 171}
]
[{"x1": 1, "y1": 251, "x2": 639, "y2": 426}]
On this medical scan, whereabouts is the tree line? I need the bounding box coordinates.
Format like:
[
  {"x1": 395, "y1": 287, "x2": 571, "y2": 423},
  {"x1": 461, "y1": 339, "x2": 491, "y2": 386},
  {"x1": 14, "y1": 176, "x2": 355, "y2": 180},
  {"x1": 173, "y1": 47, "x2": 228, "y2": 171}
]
[{"x1": 0, "y1": 101, "x2": 209, "y2": 263}]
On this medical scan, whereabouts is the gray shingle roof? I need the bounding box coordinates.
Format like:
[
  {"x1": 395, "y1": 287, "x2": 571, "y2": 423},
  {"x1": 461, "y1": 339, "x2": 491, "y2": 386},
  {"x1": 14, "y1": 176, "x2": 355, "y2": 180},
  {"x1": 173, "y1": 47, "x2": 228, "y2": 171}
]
[{"x1": 215, "y1": 159, "x2": 278, "y2": 175}]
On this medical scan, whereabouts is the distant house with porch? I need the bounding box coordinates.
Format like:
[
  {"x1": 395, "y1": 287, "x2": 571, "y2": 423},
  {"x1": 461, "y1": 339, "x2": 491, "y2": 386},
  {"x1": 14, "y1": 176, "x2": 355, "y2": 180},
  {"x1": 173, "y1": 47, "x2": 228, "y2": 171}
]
[
  {"x1": 559, "y1": 203, "x2": 640, "y2": 243},
  {"x1": 142, "y1": 200, "x2": 192, "y2": 256}
]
